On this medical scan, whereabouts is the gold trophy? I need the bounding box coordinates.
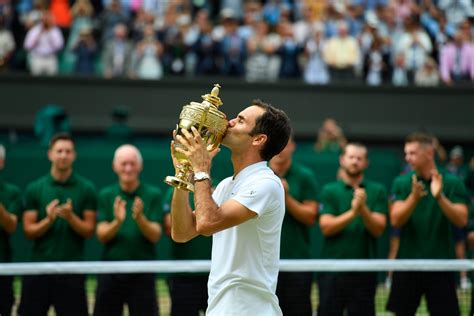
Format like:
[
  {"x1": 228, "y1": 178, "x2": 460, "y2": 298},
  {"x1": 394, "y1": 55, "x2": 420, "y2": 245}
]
[{"x1": 164, "y1": 84, "x2": 228, "y2": 192}]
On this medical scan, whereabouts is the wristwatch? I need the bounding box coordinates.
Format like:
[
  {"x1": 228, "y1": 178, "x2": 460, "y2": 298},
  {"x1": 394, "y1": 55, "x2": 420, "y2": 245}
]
[{"x1": 194, "y1": 171, "x2": 211, "y2": 182}]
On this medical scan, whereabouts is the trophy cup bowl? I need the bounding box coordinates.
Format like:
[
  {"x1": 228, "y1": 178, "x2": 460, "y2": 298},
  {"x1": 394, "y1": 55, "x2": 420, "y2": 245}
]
[{"x1": 164, "y1": 84, "x2": 228, "y2": 192}]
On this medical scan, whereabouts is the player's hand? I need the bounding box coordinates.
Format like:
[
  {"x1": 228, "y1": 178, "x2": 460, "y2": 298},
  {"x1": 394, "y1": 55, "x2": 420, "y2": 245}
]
[
  {"x1": 170, "y1": 129, "x2": 181, "y2": 172},
  {"x1": 175, "y1": 127, "x2": 212, "y2": 173}
]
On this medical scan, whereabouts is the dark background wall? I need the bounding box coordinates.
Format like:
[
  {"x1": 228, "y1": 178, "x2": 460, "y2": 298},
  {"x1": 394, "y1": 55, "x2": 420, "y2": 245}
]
[{"x1": 1, "y1": 75, "x2": 473, "y2": 142}]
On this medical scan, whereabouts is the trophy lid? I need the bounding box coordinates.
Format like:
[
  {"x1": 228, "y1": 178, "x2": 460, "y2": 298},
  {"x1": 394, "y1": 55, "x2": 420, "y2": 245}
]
[{"x1": 201, "y1": 84, "x2": 223, "y2": 109}]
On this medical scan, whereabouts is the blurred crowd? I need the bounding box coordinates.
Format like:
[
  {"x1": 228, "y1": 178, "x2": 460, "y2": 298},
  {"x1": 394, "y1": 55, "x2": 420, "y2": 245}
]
[{"x1": 0, "y1": 0, "x2": 473, "y2": 85}]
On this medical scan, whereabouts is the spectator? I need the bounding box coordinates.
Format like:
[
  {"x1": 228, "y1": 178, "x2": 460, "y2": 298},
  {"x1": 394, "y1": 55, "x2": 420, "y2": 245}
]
[
  {"x1": 191, "y1": 9, "x2": 219, "y2": 75},
  {"x1": 392, "y1": 52, "x2": 409, "y2": 86},
  {"x1": 269, "y1": 138, "x2": 320, "y2": 316},
  {"x1": 98, "y1": 0, "x2": 129, "y2": 44},
  {"x1": 70, "y1": 0, "x2": 94, "y2": 30},
  {"x1": 389, "y1": 0, "x2": 417, "y2": 24},
  {"x1": 446, "y1": 145, "x2": 469, "y2": 181},
  {"x1": 314, "y1": 118, "x2": 347, "y2": 153},
  {"x1": 437, "y1": 0, "x2": 471, "y2": 26},
  {"x1": 23, "y1": 10, "x2": 64, "y2": 76},
  {"x1": 304, "y1": 23, "x2": 329, "y2": 84},
  {"x1": 323, "y1": 21, "x2": 360, "y2": 83},
  {"x1": 94, "y1": 144, "x2": 162, "y2": 316},
  {"x1": 358, "y1": 19, "x2": 379, "y2": 67},
  {"x1": 218, "y1": 8, "x2": 246, "y2": 77},
  {"x1": 102, "y1": 23, "x2": 133, "y2": 78},
  {"x1": 420, "y1": 11, "x2": 456, "y2": 59},
  {"x1": 237, "y1": 0, "x2": 262, "y2": 41},
  {"x1": 0, "y1": 14, "x2": 15, "y2": 72},
  {"x1": 245, "y1": 18, "x2": 281, "y2": 82},
  {"x1": 159, "y1": 13, "x2": 189, "y2": 75},
  {"x1": 20, "y1": 133, "x2": 97, "y2": 316},
  {"x1": 163, "y1": 187, "x2": 212, "y2": 316},
  {"x1": 262, "y1": 0, "x2": 284, "y2": 27},
  {"x1": 72, "y1": 26, "x2": 98, "y2": 75},
  {"x1": 20, "y1": 0, "x2": 47, "y2": 30},
  {"x1": 458, "y1": 19, "x2": 473, "y2": 41},
  {"x1": 130, "y1": 23, "x2": 163, "y2": 79},
  {"x1": 364, "y1": 36, "x2": 386, "y2": 86},
  {"x1": 293, "y1": 2, "x2": 316, "y2": 45},
  {"x1": 277, "y1": 21, "x2": 303, "y2": 79},
  {"x1": 130, "y1": 9, "x2": 155, "y2": 42},
  {"x1": 414, "y1": 56, "x2": 439, "y2": 86},
  {"x1": 439, "y1": 30, "x2": 474, "y2": 86},
  {"x1": 395, "y1": 16, "x2": 432, "y2": 83},
  {"x1": 387, "y1": 132, "x2": 469, "y2": 316},
  {"x1": 0, "y1": 144, "x2": 21, "y2": 316},
  {"x1": 318, "y1": 142, "x2": 388, "y2": 316},
  {"x1": 67, "y1": 0, "x2": 95, "y2": 53}
]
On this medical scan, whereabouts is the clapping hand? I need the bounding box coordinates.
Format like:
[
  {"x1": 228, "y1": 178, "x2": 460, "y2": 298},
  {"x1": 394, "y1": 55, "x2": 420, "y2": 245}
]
[
  {"x1": 46, "y1": 199, "x2": 60, "y2": 222},
  {"x1": 351, "y1": 188, "x2": 367, "y2": 213},
  {"x1": 114, "y1": 196, "x2": 126, "y2": 224},
  {"x1": 57, "y1": 199, "x2": 74, "y2": 221},
  {"x1": 430, "y1": 169, "x2": 443, "y2": 199},
  {"x1": 411, "y1": 174, "x2": 427, "y2": 200},
  {"x1": 132, "y1": 196, "x2": 144, "y2": 220}
]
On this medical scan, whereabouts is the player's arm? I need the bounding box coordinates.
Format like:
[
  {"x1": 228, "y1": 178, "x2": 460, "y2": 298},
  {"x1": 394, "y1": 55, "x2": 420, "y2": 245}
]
[{"x1": 193, "y1": 179, "x2": 256, "y2": 237}]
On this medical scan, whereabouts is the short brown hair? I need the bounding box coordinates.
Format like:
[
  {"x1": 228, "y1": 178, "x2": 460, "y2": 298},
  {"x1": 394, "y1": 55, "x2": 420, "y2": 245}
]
[
  {"x1": 342, "y1": 142, "x2": 368, "y2": 158},
  {"x1": 405, "y1": 132, "x2": 433, "y2": 146},
  {"x1": 49, "y1": 133, "x2": 75, "y2": 149},
  {"x1": 250, "y1": 99, "x2": 292, "y2": 161}
]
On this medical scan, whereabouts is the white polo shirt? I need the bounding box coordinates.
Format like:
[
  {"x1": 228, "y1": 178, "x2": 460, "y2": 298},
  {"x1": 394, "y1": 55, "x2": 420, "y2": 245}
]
[{"x1": 206, "y1": 161, "x2": 285, "y2": 316}]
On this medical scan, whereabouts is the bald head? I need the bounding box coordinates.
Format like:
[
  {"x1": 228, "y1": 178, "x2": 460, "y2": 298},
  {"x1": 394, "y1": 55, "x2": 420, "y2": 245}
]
[
  {"x1": 113, "y1": 144, "x2": 143, "y2": 186},
  {"x1": 113, "y1": 144, "x2": 143, "y2": 166}
]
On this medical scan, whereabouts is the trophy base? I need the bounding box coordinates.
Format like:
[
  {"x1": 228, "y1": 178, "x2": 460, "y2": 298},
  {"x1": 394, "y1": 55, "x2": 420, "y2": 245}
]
[{"x1": 164, "y1": 176, "x2": 195, "y2": 192}]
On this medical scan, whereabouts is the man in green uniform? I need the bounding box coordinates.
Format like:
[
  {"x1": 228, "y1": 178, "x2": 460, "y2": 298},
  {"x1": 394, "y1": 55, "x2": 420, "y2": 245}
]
[
  {"x1": 94, "y1": 144, "x2": 162, "y2": 316},
  {"x1": 387, "y1": 133, "x2": 469, "y2": 315},
  {"x1": 20, "y1": 133, "x2": 97, "y2": 316},
  {"x1": 163, "y1": 187, "x2": 212, "y2": 316},
  {"x1": 467, "y1": 208, "x2": 474, "y2": 316},
  {"x1": 269, "y1": 138, "x2": 319, "y2": 316},
  {"x1": 0, "y1": 145, "x2": 21, "y2": 316},
  {"x1": 318, "y1": 142, "x2": 388, "y2": 316}
]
